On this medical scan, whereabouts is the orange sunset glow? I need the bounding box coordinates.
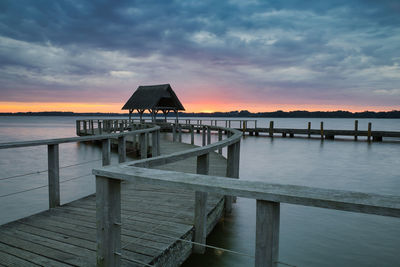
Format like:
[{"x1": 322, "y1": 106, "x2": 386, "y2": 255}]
[{"x1": 1, "y1": 101, "x2": 398, "y2": 114}]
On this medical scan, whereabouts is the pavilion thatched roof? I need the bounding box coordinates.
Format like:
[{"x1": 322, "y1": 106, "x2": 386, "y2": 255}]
[{"x1": 122, "y1": 84, "x2": 185, "y2": 111}]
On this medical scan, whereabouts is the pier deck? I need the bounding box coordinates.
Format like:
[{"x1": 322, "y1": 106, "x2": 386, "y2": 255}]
[{"x1": 0, "y1": 138, "x2": 227, "y2": 266}]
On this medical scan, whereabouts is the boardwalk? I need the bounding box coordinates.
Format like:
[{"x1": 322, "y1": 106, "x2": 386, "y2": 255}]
[{"x1": 0, "y1": 137, "x2": 227, "y2": 266}]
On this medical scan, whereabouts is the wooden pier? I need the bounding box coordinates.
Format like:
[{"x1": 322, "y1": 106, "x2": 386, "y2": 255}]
[
  {"x1": 0, "y1": 124, "x2": 239, "y2": 266},
  {"x1": 1, "y1": 120, "x2": 399, "y2": 267},
  {"x1": 77, "y1": 118, "x2": 400, "y2": 142}
]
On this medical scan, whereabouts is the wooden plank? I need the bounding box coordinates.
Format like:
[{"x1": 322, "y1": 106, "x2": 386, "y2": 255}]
[
  {"x1": 0, "y1": 250, "x2": 39, "y2": 267},
  {"x1": 94, "y1": 166, "x2": 400, "y2": 218}
]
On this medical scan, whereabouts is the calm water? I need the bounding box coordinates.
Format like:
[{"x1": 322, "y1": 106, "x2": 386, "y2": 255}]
[{"x1": 1, "y1": 116, "x2": 400, "y2": 267}]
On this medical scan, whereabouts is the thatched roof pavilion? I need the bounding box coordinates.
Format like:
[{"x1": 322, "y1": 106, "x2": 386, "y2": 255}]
[{"x1": 122, "y1": 84, "x2": 185, "y2": 122}]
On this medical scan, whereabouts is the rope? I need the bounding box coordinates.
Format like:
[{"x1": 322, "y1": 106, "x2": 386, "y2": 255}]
[
  {"x1": 0, "y1": 158, "x2": 101, "y2": 181},
  {"x1": 0, "y1": 173, "x2": 93, "y2": 198}
]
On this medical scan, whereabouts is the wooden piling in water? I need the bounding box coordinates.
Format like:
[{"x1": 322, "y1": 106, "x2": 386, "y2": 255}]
[
  {"x1": 320, "y1": 122, "x2": 324, "y2": 139},
  {"x1": 308, "y1": 122, "x2": 311, "y2": 138},
  {"x1": 368, "y1": 122, "x2": 372, "y2": 142},
  {"x1": 269, "y1": 121, "x2": 274, "y2": 137},
  {"x1": 354, "y1": 120, "x2": 358, "y2": 141}
]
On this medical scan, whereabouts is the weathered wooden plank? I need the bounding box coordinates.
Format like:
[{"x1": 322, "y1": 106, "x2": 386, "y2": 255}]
[
  {"x1": 94, "y1": 166, "x2": 400, "y2": 218},
  {"x1": 0, "y1": 250, "x2": 39, "y2": 267}
]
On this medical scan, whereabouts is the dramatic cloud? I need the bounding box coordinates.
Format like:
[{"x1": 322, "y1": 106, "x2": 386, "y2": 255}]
[{"x1": 0, "y1": 0, "x2": 399, "y2": 111}]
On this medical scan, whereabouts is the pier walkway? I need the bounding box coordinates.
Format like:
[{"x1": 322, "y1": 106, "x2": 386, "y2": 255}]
[{"x1": 0, "y1": 136, "x2": 227, "y2": 266}]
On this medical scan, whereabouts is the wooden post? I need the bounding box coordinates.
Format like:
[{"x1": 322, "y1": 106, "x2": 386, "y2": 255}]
[
  {"x1": 119, "y1": 123, "x2": 124, "y2": 133},
  {"x1": 84, "y1": 121, "x2": 88, "y2": 135},
  {"x1": 178, "y1": 125, "x2": 182, "y2": 143},
  {"x1": 243, "y1": 121, "x2": 246, "y2": 134},
  {"x1": 228, "y1": 120, "x2": 231, "y2": 128},
  {"x1": 225, "y1": 121, "x2": 228, "y2": 128},
  {"x1": 308, "y1": 122, "x2": 311, "y2": 138},
  {"x1": 172, "y1": 124, "x2": 177, "y2": 142},
  {"x1": 269, "y1": 121, "x2": 274, "y2": 137},
  {"x1": 140, "y1": 133, "x2": 147, "y2": 159},
  {"x1": 255, "y1": 200, "x2": 280, "y2": 267},
  {"x1": 98, "y1": 121, "x2": 102, "y2": 135},
  {"x1": 156, "y1": 130, "x2": 161, "y2": 156},
  {"x1": 152, "y1": 131, "x2": 158, "y2": 157},
  {"x1": 118, "y1": 136, "x2": 126, "y2": 163},
  {"x1": 48, "y1": 144, "x2": 60, "y2": 208},
  {"x1": 207, "y1": 127, "x2": 211, "y2": 145},
  {"x1": 194, "y1": 153, "x2": 209, "y2": 254},
  {"x1": 202, "y1": 127, "x2": 206, "y2": 146},
  {"x1": 96, "y1": 176, "x2": 121, "y2": 267},
  {"x1": 354, "y1": 120, "x2": 358, "y2": 141},
  {"x1": 368, "y1": 122, "x2": 372, "y2": 142},
  {"x1": 218, "y1": 129, "x2": 222, "y2": 154},
  {"x1": 190, "y1": 125, "x2": 195, "y2": 145},
  {"x1": 320, "y1": 122, "x2": 324, "y2": 139},
  {"x1": 102, "y1": 139, "x2": 111, "y2": 166},
  {"x1": 226, "y1": 141, "x2": 240, "y2": 213},
  {"x1": 91, "y1": 120, "x2": 95, "y2": 135},
  {"x1": 76, "y1": 120, "x2": 80, "y2": 135}
]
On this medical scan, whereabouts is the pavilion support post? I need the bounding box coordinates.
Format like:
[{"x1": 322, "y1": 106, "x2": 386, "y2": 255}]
[
  {"x1": 129, "y1": 109, "x2": 133, "y2": 122},
  {"x1": 194, "y1": 153, "x2": 209, "y2": 254}
]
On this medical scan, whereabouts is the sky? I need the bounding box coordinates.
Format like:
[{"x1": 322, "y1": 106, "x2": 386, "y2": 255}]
[{"x1": 0, "y1": 0, "x2": 400, "y2": 113}]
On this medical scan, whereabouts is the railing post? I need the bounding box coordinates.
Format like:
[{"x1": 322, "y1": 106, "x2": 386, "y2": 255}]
[
  {"x1": 102, "y1": 139, "x2": 111, "y2": 166},
  {"x1": 225, "y1": 140, "x2": 240, "y2": 213},
  {"x1": 48, "y1": 144, "x2": 60, "y2": 208},
  {"x1": 202, "y1": 126, "x2": 206, "y2": 146},
  {"x1": 98, "y1": 121, "x2": 103, "y2": 134},
  {"x1": 152, "y1": 131, "x2": 158, "y2": 157},
  {"x1": 194, "y1": 153, "x2": 209, "y2": 254},
  {"x1": 255, "y1": 200, "x2": 280, "y2": 267},
  {"x1": 118, "y1": 136, "x2": 126, "y2": 163},
  {"x1": 178, "y1": 125, "x2": 182, "y2": 143},
  {"x1": 190, "y1": 125, "x2": 194, "y2": 145},
  {"x1": 172, "y1": 124, "x2": 177, "y2": 142},
  {"x1": 91, "y1": 120, "x2": 95, "y2": 135},
  {"x1": 218, "y1": 129, "x2": 222, "y2": 154},
  {"x1": 207, "y1": 127, "x2": 211, "y2": 145},
  {"x1": 354, "y1": 120, "x2": 358, "y2": 141},
  {"x1": 84, "y1": 120, "x2": 88, "y2": 135},
  {"x1": 157, "y1": 130, "x2": 161, "y2": 156},
  {"x1": 96, "y1": 176, "x2": 121, "y2": 267},
  {"x1": 140, "y1": 133, "x2": 147, "y2": 159},
  {"x1": 76, "y1": 120, "x2": 80, "y2": 135}
]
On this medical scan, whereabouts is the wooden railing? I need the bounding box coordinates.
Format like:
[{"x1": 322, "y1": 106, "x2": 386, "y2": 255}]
[
  {"x1": 0, "y1": 124, "x2": 160, "y2": 209},
  {"x1": 92, "y1": 125, "x2": 400, "y2": 267}
]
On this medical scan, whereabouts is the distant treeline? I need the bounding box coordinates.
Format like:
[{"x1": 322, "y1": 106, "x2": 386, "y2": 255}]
[{"x1": 1, "y1": 110, "x2": 400, "y2": 118}]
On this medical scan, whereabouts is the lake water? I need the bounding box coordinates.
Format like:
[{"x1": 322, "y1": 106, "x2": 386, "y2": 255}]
[{"x1": 1, "y1": 116, "x2": 399, "y2": 267}]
